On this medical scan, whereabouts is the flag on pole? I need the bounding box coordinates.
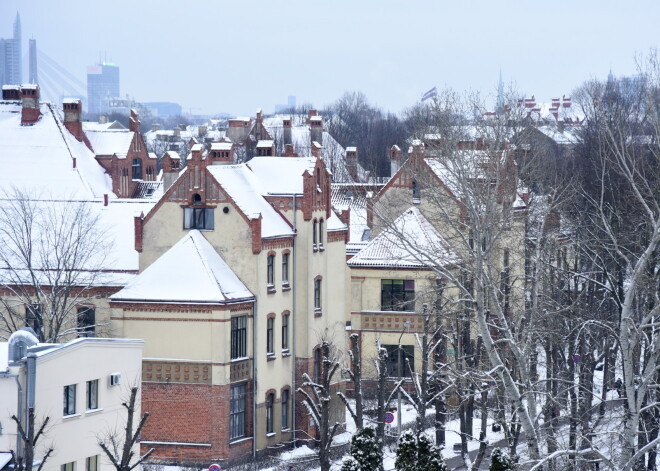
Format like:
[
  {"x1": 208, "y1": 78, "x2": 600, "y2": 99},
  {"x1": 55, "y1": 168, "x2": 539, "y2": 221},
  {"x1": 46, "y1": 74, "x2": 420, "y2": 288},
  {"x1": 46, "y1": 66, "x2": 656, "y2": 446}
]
[{"x1": 421, "y1": 86, "x2": 437, "y2": 101}]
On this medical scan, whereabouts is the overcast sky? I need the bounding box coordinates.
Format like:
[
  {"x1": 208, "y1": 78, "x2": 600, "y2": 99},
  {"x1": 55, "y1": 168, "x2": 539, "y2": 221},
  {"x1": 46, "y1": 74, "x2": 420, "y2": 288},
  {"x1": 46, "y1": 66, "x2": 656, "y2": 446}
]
[{"x1": 2, "y1": 0, "x2": 658, "y2": 116}]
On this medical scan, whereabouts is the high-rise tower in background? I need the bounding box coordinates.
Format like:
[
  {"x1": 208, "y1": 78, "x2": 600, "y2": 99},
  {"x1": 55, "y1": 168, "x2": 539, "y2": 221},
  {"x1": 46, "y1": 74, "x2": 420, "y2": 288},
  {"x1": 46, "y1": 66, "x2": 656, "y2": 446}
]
[
  {"x1": 0, "y1": 13, "x2": 23, "y2": 86},
  {"x1": 28, "y1": 38, "x2": 37, "y2": 83},
  {"x1": 87, "y1": 62, "x2": 120, "y2": 115}
]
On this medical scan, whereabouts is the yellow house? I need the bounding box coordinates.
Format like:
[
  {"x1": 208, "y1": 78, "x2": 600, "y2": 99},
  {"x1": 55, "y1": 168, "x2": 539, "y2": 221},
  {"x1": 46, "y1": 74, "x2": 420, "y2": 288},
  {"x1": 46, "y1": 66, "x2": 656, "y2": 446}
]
[{"x1": 110, "y1": 149, "x2": 347, "y2": 463}]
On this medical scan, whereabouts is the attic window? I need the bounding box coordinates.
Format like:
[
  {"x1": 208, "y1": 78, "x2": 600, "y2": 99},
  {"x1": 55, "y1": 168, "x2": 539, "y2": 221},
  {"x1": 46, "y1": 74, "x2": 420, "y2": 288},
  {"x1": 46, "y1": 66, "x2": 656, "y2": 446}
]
[
  {"x1": 192, "y1": 193, "x2": 203, "y2": 205},
  {"x1": 412, "y1": 180, "x2": 421, "y2": 203}
]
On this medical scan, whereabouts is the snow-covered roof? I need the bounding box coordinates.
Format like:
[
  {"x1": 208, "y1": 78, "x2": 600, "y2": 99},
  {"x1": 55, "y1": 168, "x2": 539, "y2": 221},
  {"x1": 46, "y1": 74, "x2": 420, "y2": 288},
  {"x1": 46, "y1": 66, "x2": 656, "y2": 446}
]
[
  {"x1": 86, "y1": 129, "x2": 135, "y2": 158},
  {"x1": 82, "y1": 120, "x2": 125, "y2": 132},
  {"x1": 0, "y1": 101, "x2": 114, "y2": 199},
  {"x1": 325, "y1": 208, "x2": 347, "y2": 232},
  {"x1": 111, "y1": 230, "x2": 253, "y2": 304},
  {"x1": 536, "y1": 125, "x2": 581, "y2": 145},
  {"x1": 348, "y1": 207, "x2": 458, "y2": 269},
  {"x1": 248, "y1": 157, "x2": 317, "y2": 195},
  {"x1": 211, "y1": 142, "x2": 232, "y2": 151},
  {"x1": 206, "y1": 165, "x2": 294, "y2": 238},
  {"x1": 256, "y1": 140, "x2": 274, "y2": 148}
]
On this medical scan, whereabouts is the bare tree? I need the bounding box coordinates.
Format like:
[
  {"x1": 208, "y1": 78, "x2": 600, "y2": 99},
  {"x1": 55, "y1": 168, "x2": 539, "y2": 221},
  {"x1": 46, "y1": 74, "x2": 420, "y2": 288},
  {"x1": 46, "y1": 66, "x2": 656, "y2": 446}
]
[
  {"x1": 339, "y1": 333, "x2": 364, "y2": 429},
  {"x1": 99, "y1": 386, "x2": 154, "y2": 471},
  {"x1": 298, "y1": 340, "x2": 341, "y2": 471},
  {"x1": 10, "y1": 410, "x2": 53, "y2": 471},
  {"x1": 0, "y1": 188, "x2": 112, "y2": 342}
]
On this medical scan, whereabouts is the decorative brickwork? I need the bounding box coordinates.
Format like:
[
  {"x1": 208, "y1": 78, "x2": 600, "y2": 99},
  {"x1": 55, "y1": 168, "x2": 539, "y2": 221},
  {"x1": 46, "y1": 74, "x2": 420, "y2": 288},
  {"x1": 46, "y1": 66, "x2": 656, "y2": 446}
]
[{"x1": 143, "y1": 360, "x2": 211, "y2": 384}]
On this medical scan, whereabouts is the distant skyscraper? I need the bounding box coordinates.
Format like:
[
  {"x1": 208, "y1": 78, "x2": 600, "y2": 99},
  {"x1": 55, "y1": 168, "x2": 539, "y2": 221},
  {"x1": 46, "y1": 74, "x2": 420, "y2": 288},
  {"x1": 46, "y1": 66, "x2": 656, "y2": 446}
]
[
  {"x1": 1, "y1": 13, "x2": 22, "y2": 86},
  {"x1": 87, "y1": 62, "x2": 120, "y2": 115},
  {"x1": 28, "y1": 39, "x2": 37, "y2": 84}
]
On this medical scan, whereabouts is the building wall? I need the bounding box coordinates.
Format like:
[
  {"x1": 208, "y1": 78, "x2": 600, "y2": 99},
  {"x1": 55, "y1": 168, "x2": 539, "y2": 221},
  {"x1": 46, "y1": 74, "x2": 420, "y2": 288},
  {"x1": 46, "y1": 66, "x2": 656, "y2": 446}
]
[{"x1": 0, "y1": 339, "x2": 143, "y2": 471}]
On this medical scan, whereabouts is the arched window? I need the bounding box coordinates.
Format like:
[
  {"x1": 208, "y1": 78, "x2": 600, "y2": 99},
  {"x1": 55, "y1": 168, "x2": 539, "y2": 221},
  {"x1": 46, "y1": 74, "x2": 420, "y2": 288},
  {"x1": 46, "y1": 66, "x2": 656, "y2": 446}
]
[
  {"x1": 319, "y1": 219, "x2": 324, "y2": 246},
  {"x1": 312, "y1": 219, "x2": 318, "y2": 249},
  {"x1": 281, "y1": 388, "x2": 290, "y2": 430},
  {"x1": 266, "y1": 393, "x2": 274, "y2": 434},
  {"x1": 132, "y1": 158, "x2": 142, "y2": 180}
]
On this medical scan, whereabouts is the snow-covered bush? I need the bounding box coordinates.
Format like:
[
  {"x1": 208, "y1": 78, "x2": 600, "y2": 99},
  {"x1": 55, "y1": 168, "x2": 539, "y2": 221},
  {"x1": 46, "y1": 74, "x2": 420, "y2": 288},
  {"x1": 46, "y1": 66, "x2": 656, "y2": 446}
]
[
  {"x1": 341, "y1": 427, "x2": 383, "y2": 471},
  {"x1": 489, "y1": 448, "x2": 517, "y2": 471},
  {"x1": 394, "y1": 430, "x2": 447, "y2": 471}
]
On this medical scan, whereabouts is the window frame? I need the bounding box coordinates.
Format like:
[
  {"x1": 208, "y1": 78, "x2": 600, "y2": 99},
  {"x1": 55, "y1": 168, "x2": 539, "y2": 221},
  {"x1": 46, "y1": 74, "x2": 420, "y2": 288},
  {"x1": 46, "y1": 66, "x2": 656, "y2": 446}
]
[
  {"x1": 266, "y1": 392, "x2": 274, "y2": 434},
  {"x1": 314, "y1": 278, "x2": 322, "y2": 313},
  {"x1": 132, "y1": 158, "x2": 142, "y2": 180},
  {"x1": 282, "y1": 252, "x2": 290, "y2": 286},
  {"x1": 62, "y1": 462, "x2": 75, "y2": 471},
  {"x1": 183, "y1": 207, "x2": 214, "y2": 230},
  {"x1": 85, "y1": 456, "x2": 98, "y2": 471},
  {"x1": 266, "y1": 317, "x2": 274, "y2": 355},
  {"x1": 319, "y1": 219, "x2": 324, "y2": 247},
  {"x1": 86, "y1": 379, "x2": 99, "y2": 410},
  {"x1": 63, "y1": 384, "x2": 76, "y2": 416},
  {"x1": 267, "y1": 254, "x2": 275, "y2": 287},
  {"x1": 281, "y1": 388, "x2": 289, "y2": 430},
  {"x1": 381, "y1": 279, "x2": 415, "y2": 312},
  {"x1": 230, "y1": 316, "x2": 247, "y2": 360},
  {"x1": 77, "y1": 306, "x2": 95, "y2": 337},
  {"x1": 384, "y1": 344, "x2": 415, "y2": 378},
  {"x1": 230, "y1": 383, "x2": 247, "y2": 440},
  {"x1": 281, "y1": 314, "x2": 289, "y2": 351}
]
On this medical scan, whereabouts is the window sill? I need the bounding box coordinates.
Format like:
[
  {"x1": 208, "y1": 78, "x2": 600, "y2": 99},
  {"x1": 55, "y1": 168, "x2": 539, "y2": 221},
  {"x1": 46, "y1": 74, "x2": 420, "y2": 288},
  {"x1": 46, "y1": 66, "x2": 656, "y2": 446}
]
[
  {"x1": 231, "y1": 356, "x2": 250, "y2": 363},
  {"x1": 62, "y1": 413, "x2": 81, "y2": 420},
  {"x1": 267, "y1": 354, "x2": 276, "y2": 361},
  {"x1": 314, "y1": 309, "x2": 322, "y2": 318},
  {"x1": 319, "y1": 245, "x2": 325, "y2": 252},
  {"x1": 313, "y1": 246, "x2": 319, "y2": 253},
  {"x1": 266, "y1": 432, "x2": 276, "y2": 437},
  {"x1": 281, "y1": 427, "x2": 291, "y2": 432},
  {"x1": 412, "y1": 198, "x2": 421, "y2": 204},
  {"x1": 229, "y1": 436, "x2": 252, "y2": 446},
  {"x1": 266, "y1": 285, "x2": 276, "y2": 294},
  {"x1": 281, "y1": 349, "x2": 291, "y2": 357},
  {"x1": 85, "y1": 408, "x2": 104, "y2": 415},
  {"x1": 282, "y1": 283, "x2": 291, "y2": 291}
]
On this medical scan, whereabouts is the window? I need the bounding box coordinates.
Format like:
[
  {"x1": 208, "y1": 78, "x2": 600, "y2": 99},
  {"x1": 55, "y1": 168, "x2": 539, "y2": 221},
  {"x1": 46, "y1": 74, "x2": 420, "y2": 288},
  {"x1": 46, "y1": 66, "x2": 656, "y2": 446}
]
[
  {"x1": 62, "y1": 462, "x2": 75, "y2": 471},
  {"x1": 313, "y1": 220, "x2": 318, "y2": 248},
  {"x1": 63, "y1": 384, "x2": 76, "y2": 416},
  {"x1": 266, "y1": 393, "x2": 274, "y2": 434},
  {"x1": 266, "y1": 317, "x2": 274, "y2": 355},
  {"x1": 86, "y1": 379, "x2": 99, "y2": 410},
  {"x1": 77, "y1": 307, "x2": 95, "y2": 337},
  {"x1": 281, "y1": 314, "x2": 289, "y2": 351},
  {"x1": 381, "y1": 280, "x2": 415, "y2": 312},
  {"x1": 231, "y1": 316, "x2": 247, "y2": 359},
  {"x1": 183, "y1": 208, "x2": 214, "y2": 230},
  {"x1": 384, "y1": 344, "x2": 415, "y2": 378},
  {"x1": 132, "y1": 158, "x2": 142, "y2": 180},
  {"x1": 281, "y1": 389, "x2": 289, "y2": 429},
  {"x1": 412, "y1": 180, "x2": 421, "y2": 202},
  {"x1": 314, "y1": 279, "x2": 322, "y2": 311},
  {"x1": 230, "y1": 383, "x2": 247, "y2": 439},
  {"x1": 313, "y1": 347, "x2": 322, "y2": 383},
  {"x1": 25, "y1": 303, "x2": 42, "y2": 333},
  {"x1": 319, "y1": 219, "x2": 324, "y2": 247},
  {"x1": 282, "y1": 253, "x2": 289, "y2": 285},
  {"x1": 267, "y1": 254, "x2": 275, "y2": 286},
  {"x1": 86, "y1": 456, "x2": 98, "y2": 471}
]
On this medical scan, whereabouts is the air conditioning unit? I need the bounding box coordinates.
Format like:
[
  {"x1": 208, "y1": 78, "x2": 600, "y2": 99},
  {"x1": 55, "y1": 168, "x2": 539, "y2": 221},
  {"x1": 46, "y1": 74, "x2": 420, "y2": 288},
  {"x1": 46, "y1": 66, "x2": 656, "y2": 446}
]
[{"x1": 110, "y1": 373, "x2": 121, "y2": 386}]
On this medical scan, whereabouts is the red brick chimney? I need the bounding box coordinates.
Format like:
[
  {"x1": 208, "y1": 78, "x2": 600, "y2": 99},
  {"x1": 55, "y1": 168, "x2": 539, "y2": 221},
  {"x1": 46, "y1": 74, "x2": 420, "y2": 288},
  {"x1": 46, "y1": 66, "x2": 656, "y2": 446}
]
[
  {"x1": 390, "y1": 144, "x2": 402, "y2": 176},
  {"x1": 308, "y1": 110, "x2": 323, "y2": 145},
  {"x1": 129, "y1": 108, "x2": 140, "y2": 133},
  {"x1": 162, "y1": 151, "x2": 181, "y2": 192},
  {"x1": 283, "y1": 116, "x2": 292, "y2": 146},
  {"x1": 346, "y1": 147, "x2": 358, "y2": 181},
  {"x1": 311, "y1": 141, "x2": 322, "y2": 159},
  {"x1": 20, "y1": 85, "x2": 41, "y2": 125},
  {"x1": 63, "y1": 98, "x2": 84, "y2": 141},
  {"x1": 210, "y1": 141, "x2": 234, "y2": 164},
  {"x1": 283, "y1": 143, "x2": 298, "y2": 157}
]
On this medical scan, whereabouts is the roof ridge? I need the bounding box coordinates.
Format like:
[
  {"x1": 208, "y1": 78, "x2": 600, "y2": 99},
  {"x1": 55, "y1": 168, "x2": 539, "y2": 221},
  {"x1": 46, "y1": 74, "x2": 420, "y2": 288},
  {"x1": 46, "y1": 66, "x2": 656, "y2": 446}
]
[{"x1": 188, "y1": 231, "x2": 227, "y2": 301}]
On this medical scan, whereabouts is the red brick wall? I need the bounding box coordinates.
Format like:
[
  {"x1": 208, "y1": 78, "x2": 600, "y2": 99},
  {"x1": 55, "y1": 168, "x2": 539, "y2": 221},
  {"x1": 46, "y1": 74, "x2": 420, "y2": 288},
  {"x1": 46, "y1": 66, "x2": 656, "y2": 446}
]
[{"x1": 141, "y1": 381, "x2": 253, "y2": 463}]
